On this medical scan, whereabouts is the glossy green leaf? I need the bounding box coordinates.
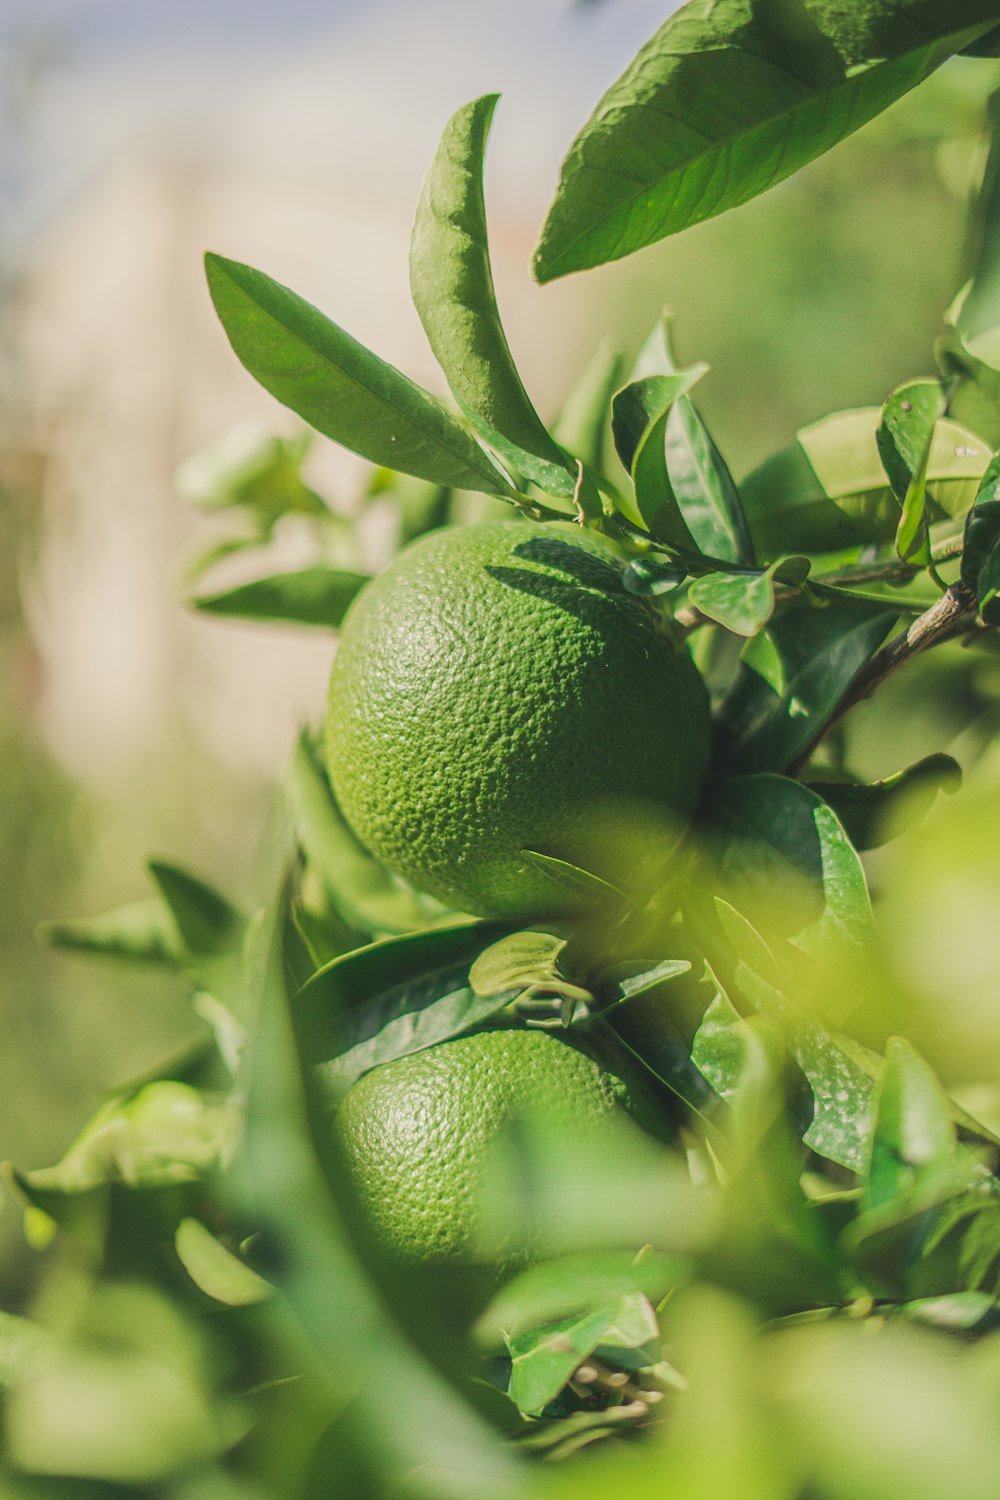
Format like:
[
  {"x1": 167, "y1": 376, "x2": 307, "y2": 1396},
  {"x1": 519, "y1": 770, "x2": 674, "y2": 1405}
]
[
  {"x1": 621, "y1": 555, "x2": 687, "y2": 596},
  {"x1": 741, "y1": 406, "x2": 990, "y2": 561},
  {"x1": 687, "y1": 560, "x2": 806, "y2": 637},
  {"x1": 204, "y1": 253, "x2": 519, "y2": 500},
  {"x1": 598, "y1": 958, "x2": 692, "y2": 1011},
  {"x1": 469, "y1": 930, "x2": 589, "y2": 1006},
  {"x1": 532, "y1": 0, "x2": 1000, "y2": 281},
  {"x1": 707, "y1": 775, "x2": 875, "y2": 962},
  {"x1": 695, "y1": 898, "x2": 877, "y2": 1172},
  {"x1": 961, "y1": 454, "x2": 1000, "y2": 610},
  {"x1": 477, "y1": 1252, "x2": 685, "y2": 1349},
  {"x1": 611, "y1": 372, "x2": 705, "y2": 550},
  {"x1": 410, "y1": 96, "x2": 576, "y2": 501},
  {"x1": 36, "y1": 898, "x2": 181, "y2": 966},
  {"x1": 865, "y1": 1039, "x2": 957, "y2": 1214},
  {"x1": 877, "y1": 379, "x2": 946, "y2": 564},
  {"x1": 506, "y1": 1292, "x2": 658, "y2": 1416},
  {"x1": 716, "y1": 595, "x2": 899, "y2": 774},
  {"x1": 293, "y1": 921, "x2": 513, "y2": 1095},
  {"x1": 285, "y1": 731, "x2": 437, "y2": 938},
  {"x1": 632, "y1": 316, "x2": 753, "y2": 565},
  {"x1": 174, "y1": 1218, "x2": 272, "y2": 1307},
  {"x1": 191, "y1": 567, "x2": 368, "y2": 629},
  {"x1": 520, "y1": 849, "x2": 634, "y2": 910},
  {"x1": 808, "y1": 754, "x2": 962, "y2": 851},
  {"x1": 690, "y1": 977, "x2": 749, "y2": 1105}
]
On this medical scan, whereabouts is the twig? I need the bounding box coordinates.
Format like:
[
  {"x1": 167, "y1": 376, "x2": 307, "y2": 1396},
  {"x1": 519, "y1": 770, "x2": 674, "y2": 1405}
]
[
  {"x1": 815, "y1": 533, "x2": 964, "y2": 589},
  {"x1": 786, "y1": 581, "x2": 979, "y2": 779}
]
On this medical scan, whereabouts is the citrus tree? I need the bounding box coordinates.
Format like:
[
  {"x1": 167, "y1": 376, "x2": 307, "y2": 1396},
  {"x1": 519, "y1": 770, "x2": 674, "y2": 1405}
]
[{"x1": 6, "y1": 3, "x2": 1000, "y2": 1497}]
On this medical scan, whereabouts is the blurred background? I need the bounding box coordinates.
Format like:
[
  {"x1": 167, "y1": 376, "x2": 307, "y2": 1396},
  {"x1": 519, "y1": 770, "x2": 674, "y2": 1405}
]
[{"x1": 1, "y1": 0, "x2": 997, "y2": 1297}]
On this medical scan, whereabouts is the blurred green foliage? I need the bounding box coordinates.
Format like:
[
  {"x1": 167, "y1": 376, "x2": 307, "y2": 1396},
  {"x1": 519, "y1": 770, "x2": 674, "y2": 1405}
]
[{"x1": 5, "y1": 23, "x2": 1000, "y2": 1500}]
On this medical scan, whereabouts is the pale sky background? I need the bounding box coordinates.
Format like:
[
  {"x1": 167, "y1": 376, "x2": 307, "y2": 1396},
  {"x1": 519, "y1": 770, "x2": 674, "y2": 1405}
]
[{"x1": 0, "y1": 0, "x2": 683, "y2": 259}]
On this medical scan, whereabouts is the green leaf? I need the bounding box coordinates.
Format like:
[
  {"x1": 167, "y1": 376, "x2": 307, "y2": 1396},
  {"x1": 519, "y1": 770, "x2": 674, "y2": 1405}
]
[
  {"x1": 693, "y1": 898, "x2": 877, "y2": 1172},
  {"x1": 808, "y1": 754, "x2": 962, "y2": 851},
  {"x1": 285, "y1": 731, "x2": 437, "y2": 938},
  {"x1": 532, "y1": 0, "x2": 1000, "y2": 281},
  {"x1": 4, "y1": 1283, "x2": 246, "y2": 1485},
  {"x1": 632, "y1": 317, "x2": 753, "y2": 566},
  {"x1": 621, "y1": 556, "x2": 687, "y2": 596},
  {"x1": 174, "y1": 1218, "x2": 272, "y2": 1306},
  {"x1": 469, "y1": 930, "x2": 590, "y2": 1006},
  {"x1": 293, "y1": 921, "x2": 514, "y2": 1094},
  {"x1": 235, "y1": 876, "x2": 520, "y2": 1494},
  {"x1": 716, "y1": 595, "x2": 899, "y2": 774},
  {"x1": 146, "y1": 860, "x2": 244, "y2": 959},
  {"x1": 690, "y1": 978, "x2": 750, "y2": 1106},
  {"x1": 409, "y1": 96, "x2": 576, "y2": 501},
  {"x1": 960, "y1": 454, "x2": 1000, "y2": 610},
  {"x1": 877, "y1": 379, "x2": 947, "y2": 565},
  {"x1": 17, "y1": 1082, "x2": 240, "y2": 1197},
  {"x1": 707, "y1": 775, "x2": 875, "y2": 962},
  {"x1": 191, "y1": 567, "x2": 368, "y2": 629},
  {"x1": 506, "y1": 1293, "x2": 658, "y2": 1416},
  {"x1": 36, "y1": 897, "x2": 181, "y2": 965},
  {"x1": 476, "y1": 1252, "x2": 685, "y2": 1349},
  {"x1": 865, "y1": 1039, "x2": 957, "y2": 1214},
  {"x1": 688, "y1": 561, "x2": 799, "y2": 638},
  {"x1": 204, "y1": 252, "x2": 519, "y2": 500},
  {"x1": 741, "y1": 406, "x2": 990, "y2": 561},
  {"x1": 611, "y1": 372, "x2": 706, "y2": 550},
  {"x1": 519, "y1": 849, "x2": 634, "y2": 911},
  {"x1": 955, "y1": 88, "x2": 1000, "y2": 367},
  {"x1": 175, "y1": 421, "x2": 327, "y2": 519},
  {"x1": 597, "y1": 958, "x2": 692, "y2": 1012}
]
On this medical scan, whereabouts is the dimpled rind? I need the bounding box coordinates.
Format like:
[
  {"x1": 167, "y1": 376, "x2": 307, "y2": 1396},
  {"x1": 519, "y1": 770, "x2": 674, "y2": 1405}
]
[
  {"x1": 325, "y1": 519, "x2": 710, "y2": 918},
  {"x1": 333, "y1": 1028, "x2": 637, "y2": 1264}
]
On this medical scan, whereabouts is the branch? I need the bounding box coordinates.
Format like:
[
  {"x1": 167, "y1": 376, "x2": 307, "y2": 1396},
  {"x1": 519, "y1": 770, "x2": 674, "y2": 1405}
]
[
  {"x1": 786, "y1": 581, "x2": 980, "y2": 779},
  {"x1": 814, "y1": 533, "x2": 964, "y2": 589}
]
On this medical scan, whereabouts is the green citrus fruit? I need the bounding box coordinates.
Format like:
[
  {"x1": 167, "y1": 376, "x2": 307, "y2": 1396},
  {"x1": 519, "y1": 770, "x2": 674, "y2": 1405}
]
[
  {"x1": 333, "y1": 1027, "x2": 658, "y2": 1266},
  {"x1": 325, "y1": 520, "x2": 710, "y2": 918}
]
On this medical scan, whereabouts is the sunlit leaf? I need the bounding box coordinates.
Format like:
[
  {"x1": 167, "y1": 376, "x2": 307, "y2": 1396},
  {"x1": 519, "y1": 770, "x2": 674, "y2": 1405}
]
[
  {"x1": 707, "y1": 774, "x2": 875, "y2": 960},
  {"x1": 532, "y1": 0, "x2": 1000, "y2": 280},
  {"x1": 294, "y1": 922, "x2": 513, "y2": 1094},
  {"x1": 191, "y1": 567, "x2": 368, "y2": 629},
  {"x1": 865, "y1": 1039, "x2": 958, "y2": 1214},
  {"x1": 205, "y1": 253, "x2": 520, "y2": 500},
  {"x1": 877, "y1": 379, "x2": 946, "y2": 565},
  {"x1": 506, "y1": 1292, "x2": 659, "y2": 1416},
  {"x1": 410, "y1": 95, "x2": 577, "y2": 501},
  {"x1": 742, "y1": 406, "x2": 990, "y2": 561},
  {"x1": 632, "y1": 316, "x2": 753, "y2": 565},
  {"x1": 36, "y1": 898, "x2": 180, "y2": 966},
  {"x1": 174, "y1": 1218, "x2": 272, "y2": 1306}
]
